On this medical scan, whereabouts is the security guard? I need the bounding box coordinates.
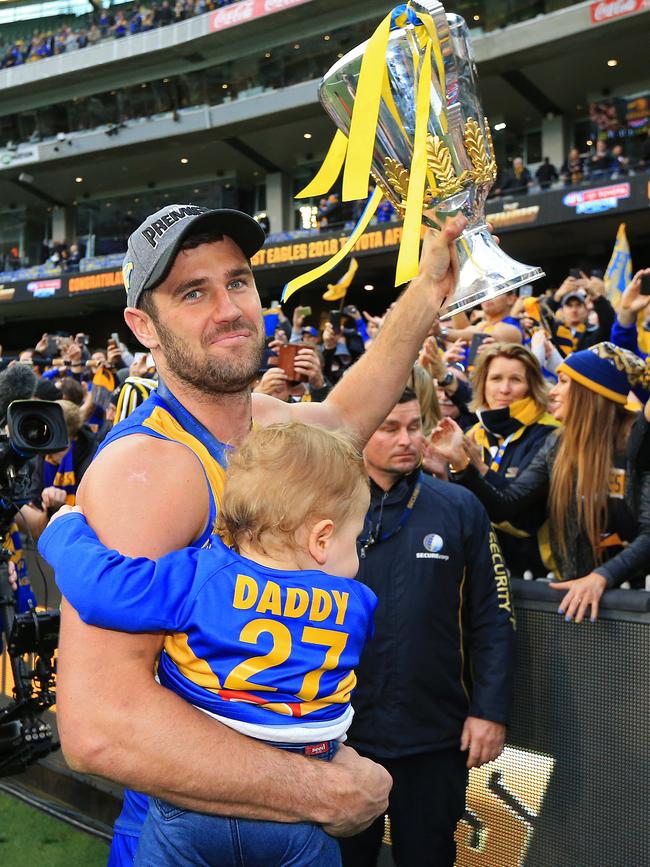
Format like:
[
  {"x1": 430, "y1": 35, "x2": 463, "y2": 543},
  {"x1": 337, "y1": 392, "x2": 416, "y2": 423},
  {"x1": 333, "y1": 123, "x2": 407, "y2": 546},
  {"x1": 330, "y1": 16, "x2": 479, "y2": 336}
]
[{"x1": 339, "y1": 388, "x2": 516, "y2": 867}]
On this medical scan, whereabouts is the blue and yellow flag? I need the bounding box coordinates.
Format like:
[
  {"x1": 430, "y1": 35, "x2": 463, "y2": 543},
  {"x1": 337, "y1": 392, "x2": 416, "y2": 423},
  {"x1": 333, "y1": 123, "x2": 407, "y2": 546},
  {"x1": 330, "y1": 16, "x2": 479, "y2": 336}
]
[
  {"x1": 323, "y1": 258, "x2": 358, "y2": 302},
  {"x1": 604, "y1": 223, "x2": 632, "y2": 309},
  {"x1": 262, "y1": 307, "x2": 280, "y2": 337}
]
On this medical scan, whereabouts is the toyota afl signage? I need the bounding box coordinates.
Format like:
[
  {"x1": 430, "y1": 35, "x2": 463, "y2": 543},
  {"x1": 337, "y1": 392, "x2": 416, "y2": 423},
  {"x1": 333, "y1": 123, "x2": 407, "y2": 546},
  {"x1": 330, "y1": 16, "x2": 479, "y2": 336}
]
[
  {"x1": 590, "y1": 0, "x2": 650, "y2": 24},
  {"x1": 210, "y1": 0, "x2": 310, "y2": 32},
  {"x1": 562, "y1": 182, "x2": 631, "y2": 215}
]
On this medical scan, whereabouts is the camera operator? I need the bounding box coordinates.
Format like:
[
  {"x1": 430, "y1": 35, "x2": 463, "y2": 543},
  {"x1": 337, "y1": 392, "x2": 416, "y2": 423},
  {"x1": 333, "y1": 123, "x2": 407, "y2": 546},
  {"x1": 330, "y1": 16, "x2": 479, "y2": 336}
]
[
  {"x1": 0, "y1": 364, "x2": 41, "y2": 612},
  {"x1": 21, "y1": 399, "x2": 98, "y2": 539},
  {"x1": 0, "y1": 378, "x2": 68, "y2": 776}
]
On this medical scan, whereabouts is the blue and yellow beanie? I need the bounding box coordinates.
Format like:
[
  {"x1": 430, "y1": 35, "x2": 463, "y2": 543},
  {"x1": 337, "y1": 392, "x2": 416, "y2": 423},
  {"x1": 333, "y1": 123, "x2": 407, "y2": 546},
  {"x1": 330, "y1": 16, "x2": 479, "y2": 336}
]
[{"x1": 557, "y1": 342, "x2": 649, "y2": 405}]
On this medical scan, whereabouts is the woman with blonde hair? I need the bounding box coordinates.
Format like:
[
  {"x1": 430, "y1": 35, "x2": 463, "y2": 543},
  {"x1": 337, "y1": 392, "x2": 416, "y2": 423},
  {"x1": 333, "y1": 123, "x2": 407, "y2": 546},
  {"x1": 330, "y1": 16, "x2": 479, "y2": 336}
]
[
  {"x1": 409, "y1": 363, "x2": 442, "y2": 437},
  {"x1": 432, "y1": 343, "x2": 650, "y2": 622},
  {"x1": 450, "y1": 343, "x2": 559, "y2": 576}
]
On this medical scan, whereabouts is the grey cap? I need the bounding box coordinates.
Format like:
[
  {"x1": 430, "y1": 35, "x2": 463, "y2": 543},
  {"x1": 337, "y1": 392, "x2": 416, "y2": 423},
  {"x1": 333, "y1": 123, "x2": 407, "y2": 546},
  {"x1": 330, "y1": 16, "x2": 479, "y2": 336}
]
[
  {"x1": 562, "y1": 289, "x2": 587, "y2": 306},
  {"x1": 122, "y1": 204, "x2": 266, "y2": 308}
]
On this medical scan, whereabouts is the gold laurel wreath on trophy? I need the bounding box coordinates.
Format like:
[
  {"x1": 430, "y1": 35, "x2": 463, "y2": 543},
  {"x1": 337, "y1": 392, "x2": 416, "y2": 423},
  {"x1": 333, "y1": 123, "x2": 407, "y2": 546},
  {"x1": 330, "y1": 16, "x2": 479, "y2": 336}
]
[{"x1": 373, "y1": 116, "x2": 497, "y2": 214}]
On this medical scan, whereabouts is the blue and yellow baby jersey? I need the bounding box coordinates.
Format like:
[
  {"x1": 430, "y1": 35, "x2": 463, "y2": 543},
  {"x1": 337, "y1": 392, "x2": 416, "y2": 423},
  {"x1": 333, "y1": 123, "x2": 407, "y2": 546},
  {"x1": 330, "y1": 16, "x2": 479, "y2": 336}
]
[{"x1": 40, "y1": 514, "x2": 377, "y2": 743}]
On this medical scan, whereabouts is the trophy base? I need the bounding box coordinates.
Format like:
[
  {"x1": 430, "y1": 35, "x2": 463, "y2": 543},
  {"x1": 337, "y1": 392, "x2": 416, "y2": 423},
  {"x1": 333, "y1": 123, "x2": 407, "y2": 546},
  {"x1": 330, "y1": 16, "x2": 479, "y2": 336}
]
[{"x1": 439, "y1": 225, "x2": 545, "y2": 320}]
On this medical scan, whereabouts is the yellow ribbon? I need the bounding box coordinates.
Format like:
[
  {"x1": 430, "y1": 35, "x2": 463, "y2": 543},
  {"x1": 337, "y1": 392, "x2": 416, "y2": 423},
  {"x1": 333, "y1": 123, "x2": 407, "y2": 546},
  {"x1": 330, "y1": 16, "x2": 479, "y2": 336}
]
[
  {"x1": 417, "y1": 10, "x2": 447, "y2": 134},
  {"x1": 296, "y1": 129, "x2": 348, "y2": 199},
  {"x1": 282, "y1": 188, "x2": 383, "y2": 302},
  {"x1": 395, "y1": 39, "x2": 432, "y2": 286},
  {"x1": 342, "y1": 10, "x2": 393, "y2": 202},
  {"x1": 288, "y1": 8, "x2": 449, "y2": 298}
]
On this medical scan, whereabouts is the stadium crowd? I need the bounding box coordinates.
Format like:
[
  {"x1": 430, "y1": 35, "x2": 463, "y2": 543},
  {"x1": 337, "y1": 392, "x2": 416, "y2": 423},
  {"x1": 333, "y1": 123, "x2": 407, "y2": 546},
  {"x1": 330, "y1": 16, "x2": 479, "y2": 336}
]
[
  {"x1": 0, "y1": 0, "x2": 241, "y2": 67},
  {"x1": 4, "y1": 260, "x2": 650, "y2": 605},
  {"x1": 1, "y1": 206, "x2": 647, "y2": 866}
]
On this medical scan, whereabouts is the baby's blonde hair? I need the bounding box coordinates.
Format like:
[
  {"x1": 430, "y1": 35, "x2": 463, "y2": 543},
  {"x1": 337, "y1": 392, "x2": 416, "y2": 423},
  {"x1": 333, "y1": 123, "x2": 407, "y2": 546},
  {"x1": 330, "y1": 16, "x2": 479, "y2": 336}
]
[{"x1": 217, "y1": 422, "x2": 369, "y2": 553}]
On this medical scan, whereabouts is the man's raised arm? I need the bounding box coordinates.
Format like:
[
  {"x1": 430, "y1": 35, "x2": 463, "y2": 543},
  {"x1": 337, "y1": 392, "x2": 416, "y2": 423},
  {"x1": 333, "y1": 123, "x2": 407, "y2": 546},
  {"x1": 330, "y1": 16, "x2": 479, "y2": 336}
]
[
  {"x1": 282, "y1": 218, "x2": 466, "y2": 443},
  {"x1": 56, "y1": 436, "x2": 390, "y2": 833}
]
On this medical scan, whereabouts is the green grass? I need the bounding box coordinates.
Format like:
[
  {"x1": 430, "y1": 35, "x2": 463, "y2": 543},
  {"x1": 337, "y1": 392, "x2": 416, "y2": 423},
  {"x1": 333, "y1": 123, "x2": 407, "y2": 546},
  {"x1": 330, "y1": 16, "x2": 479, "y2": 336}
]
[{"x1": 0, "y1": 791, "x2": 109, "y2": 867}]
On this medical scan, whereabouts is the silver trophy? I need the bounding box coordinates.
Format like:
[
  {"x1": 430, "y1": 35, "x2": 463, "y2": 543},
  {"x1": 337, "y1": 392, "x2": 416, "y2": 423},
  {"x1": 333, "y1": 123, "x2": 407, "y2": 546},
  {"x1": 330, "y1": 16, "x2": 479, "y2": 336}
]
[{"x1": 318, "y1": 1, "x2": 544, "y2": 316}]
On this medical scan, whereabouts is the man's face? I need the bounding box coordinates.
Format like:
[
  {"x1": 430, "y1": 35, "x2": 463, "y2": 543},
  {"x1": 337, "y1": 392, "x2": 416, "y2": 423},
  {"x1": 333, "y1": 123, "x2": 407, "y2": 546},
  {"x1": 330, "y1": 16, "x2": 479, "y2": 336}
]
[
  {"x1": 363, "y1": 400, "x2": 424, "y2": 480},
  {"x1": 301, "y1": 330, "x2": 319, "y2": 347},
  {"x1": 145, "y1": 237, "x2": 265, "y2": 396},
  {"x1": 563, "y1": 299, "x2": 587, "y2": 327},
  {"x1": 436, "y1": 386, "x2": 459, "y2": 419},
  {"x1": 89, "y1": 350, "x2": 106, "y2": 372},
  {"x1": 481, "y1": 292, "x2": 514, "y2": 319}
]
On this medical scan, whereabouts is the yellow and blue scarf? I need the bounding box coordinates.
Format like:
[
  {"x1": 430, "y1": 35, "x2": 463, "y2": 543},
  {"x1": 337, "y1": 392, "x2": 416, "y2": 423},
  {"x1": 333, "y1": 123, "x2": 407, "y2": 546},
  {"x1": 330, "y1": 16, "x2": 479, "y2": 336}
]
[
  {"x1": 472, "y1": 397, "x2": 559, "y2": 472},
  {"x1": 43, "y1": 440, "x2": 78, "y2": 505}
]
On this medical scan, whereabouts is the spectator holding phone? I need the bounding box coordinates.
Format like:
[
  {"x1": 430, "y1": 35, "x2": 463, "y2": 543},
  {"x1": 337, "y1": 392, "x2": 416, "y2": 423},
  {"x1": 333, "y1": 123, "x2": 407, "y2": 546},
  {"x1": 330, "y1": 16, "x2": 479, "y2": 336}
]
[
  {"x1": 290, "y1": 305, "x2": 313, "y2": 343},
  {"x1": 321, "y1": 320, "x2": 353, "y2": 384},
  {"x1": 551, "y1": 273, "x2": 615, "y2": 357},
  {"x1": 254, "y1": 344, "x2": 330, "y2": 402}
]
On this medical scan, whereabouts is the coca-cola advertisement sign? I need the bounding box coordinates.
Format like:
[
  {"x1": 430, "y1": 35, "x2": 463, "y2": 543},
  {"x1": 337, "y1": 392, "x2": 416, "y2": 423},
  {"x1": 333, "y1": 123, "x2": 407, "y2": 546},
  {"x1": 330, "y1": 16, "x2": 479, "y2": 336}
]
[
  {"x1": 210, "y1": 0, "x2": 310, "y2": 32},
  {"x1": 590, "y1": 0, "x2": 650, "y2": 24}
]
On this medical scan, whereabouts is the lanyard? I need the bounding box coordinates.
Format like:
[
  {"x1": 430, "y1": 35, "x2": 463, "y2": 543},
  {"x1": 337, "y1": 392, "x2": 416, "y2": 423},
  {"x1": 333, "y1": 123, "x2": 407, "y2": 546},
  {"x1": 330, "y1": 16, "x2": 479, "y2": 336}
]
[
  {"x1": 359, "y1": 472, "x2": 423, "y2": 559},
  {"x1": 488, "y1": 431, "x2": 517, "y2": 474},
  {"x1": 156, "y1": 378, "x2": 232, "y2": 468}
]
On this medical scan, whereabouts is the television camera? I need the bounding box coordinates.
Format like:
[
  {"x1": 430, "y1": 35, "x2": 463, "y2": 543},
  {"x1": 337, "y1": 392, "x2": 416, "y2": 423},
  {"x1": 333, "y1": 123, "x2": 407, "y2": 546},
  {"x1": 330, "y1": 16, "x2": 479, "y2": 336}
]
[{"x1": 0, "y1": 398, "x2": 68, "y2": 776}]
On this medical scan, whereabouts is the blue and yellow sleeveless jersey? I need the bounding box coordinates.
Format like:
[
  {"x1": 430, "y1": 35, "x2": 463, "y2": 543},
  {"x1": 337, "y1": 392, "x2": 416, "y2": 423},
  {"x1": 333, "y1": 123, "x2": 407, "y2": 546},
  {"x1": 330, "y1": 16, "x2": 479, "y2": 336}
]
[
  {"x1": 77, "y1": 381, "x2": 231, "y2": 848},
  {"x1": 96, "y1": 381, "x2": 231, "y2": 546},
  {"x1": 40, "y1": 514, "x2": 377, "y2": 742}
]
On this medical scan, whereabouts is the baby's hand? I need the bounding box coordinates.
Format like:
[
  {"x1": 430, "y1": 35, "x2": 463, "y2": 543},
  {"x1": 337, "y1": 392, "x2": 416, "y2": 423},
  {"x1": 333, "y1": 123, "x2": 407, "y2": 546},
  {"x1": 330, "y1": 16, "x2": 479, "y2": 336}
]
[
  {"x1": 8, "y1": 560, "x2": 18, "y2": 592},
  {"x1": 47, "y1": 504, "x2": 83, "y2": 527}
]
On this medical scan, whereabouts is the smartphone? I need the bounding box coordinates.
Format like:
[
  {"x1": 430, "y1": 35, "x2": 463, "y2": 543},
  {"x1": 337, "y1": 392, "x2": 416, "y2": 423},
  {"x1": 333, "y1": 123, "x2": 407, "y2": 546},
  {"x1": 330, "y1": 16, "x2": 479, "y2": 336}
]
[
  {"x1": 467, "y1": 332, "x2": 489, "y2": 366},
  {"x1": 330, "y1": 311, "x2": 342, "y2": 333},
  {"x1": 110, "y1": 332, "x2": 120, "y2": 345},
  {"x1": 591, "y1": 269, "x2": 604, "y2": 280},
  {"x1": 640, "y1": 274, "x2": 650, "y2": 296},
  {"x1": 518, "y1": 284, "x2": 533, "y2": 298},
  {"x1": 297, "y1": 306, "x2": 312, "y2": 317},
  {"x1": 569, "y1": 268, "x2": 582, "y2": 280},
  {"x1": 270, "y1": 344, "x2": 309, "y2": 382}
]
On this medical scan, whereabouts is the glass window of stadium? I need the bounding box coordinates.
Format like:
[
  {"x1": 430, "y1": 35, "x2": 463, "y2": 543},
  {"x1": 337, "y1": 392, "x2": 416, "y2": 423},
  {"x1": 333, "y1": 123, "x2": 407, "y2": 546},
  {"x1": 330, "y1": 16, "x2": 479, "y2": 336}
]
[
  {"x1": 75, "y1": 180, "x2": 259, "y2": 255},
  {"x1": 0, "y1": 211, "x2": 24, "y2": 266},
  {"x1": 0, "y1": 6, "x2": 606, "y2": 147}
]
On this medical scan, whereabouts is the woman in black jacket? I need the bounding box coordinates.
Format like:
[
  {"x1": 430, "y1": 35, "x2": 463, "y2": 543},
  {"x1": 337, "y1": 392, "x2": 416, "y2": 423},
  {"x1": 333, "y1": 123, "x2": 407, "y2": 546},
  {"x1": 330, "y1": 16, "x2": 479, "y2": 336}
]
[
  {"x1": 461, "y1": 343, "x2": 559, "y2": 578},
  {"x1": 432, "y1": 342, "x2": 650, "y2": 623}
]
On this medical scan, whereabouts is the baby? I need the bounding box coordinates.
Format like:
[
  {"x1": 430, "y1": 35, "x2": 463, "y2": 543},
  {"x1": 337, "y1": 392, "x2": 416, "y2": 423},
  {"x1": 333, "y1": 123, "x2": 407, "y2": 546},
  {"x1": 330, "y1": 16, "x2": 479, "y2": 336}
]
[{"x1": 39, "y1": 421, "x2": 376, "y2": 867}]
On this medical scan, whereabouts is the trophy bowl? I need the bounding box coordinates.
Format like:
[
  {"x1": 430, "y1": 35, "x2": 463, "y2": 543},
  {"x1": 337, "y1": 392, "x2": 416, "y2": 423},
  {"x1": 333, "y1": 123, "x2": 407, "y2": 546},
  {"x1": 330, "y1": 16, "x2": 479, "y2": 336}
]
[{"x1": 318, "y1": 1, "x2": 544, "y2": 317}]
